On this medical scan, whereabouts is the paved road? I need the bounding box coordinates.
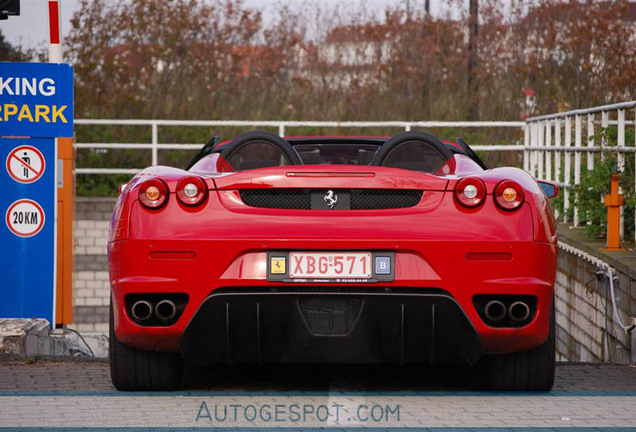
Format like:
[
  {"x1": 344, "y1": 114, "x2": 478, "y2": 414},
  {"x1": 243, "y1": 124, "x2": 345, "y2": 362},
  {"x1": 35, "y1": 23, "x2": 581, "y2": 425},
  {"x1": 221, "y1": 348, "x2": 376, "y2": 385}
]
[{"x1": 0, "y1": 358, "x2": 635, "y2": 429}]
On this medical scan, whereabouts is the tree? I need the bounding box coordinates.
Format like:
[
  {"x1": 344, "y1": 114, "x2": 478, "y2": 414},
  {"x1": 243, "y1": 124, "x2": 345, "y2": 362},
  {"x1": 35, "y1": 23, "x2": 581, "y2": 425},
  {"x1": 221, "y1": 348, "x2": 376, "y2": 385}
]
[
  {"x1": 65, "y1": 0, "x2": 636, "y2": 123},
  {"x1": 0, "y1": 30, "x2": 31, "y2": 62}
]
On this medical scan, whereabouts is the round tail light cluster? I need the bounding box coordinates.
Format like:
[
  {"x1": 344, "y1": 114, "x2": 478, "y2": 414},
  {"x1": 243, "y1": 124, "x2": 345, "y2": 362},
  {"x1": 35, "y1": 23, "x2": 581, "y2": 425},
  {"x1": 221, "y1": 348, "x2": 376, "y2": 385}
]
[
  {"x1": 494, "y1": 180, "x2": 525, "y2": 210},
  {"x1": 176, "y1": 176, "x2": 207, "y2": 206},
  {"x1": 138, "y1": 177, "x2": 208, "y2": 210},
  {"x1": 139, "y1": 179, "x2": 169, "y2": 209},
  {"x1": 454, "y1": 178, "x2": 525, "y2": 211},
  {"x1": 454, "y1": 177, "x2": 486, "y2": 208}
]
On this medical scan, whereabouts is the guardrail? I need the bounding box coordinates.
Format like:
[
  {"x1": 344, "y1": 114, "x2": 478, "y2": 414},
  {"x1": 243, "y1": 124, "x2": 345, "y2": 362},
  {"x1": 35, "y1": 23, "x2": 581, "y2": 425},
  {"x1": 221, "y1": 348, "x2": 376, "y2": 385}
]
[
  {"x1": 74, "y1": 119, "x2": 525, "y2": 175},
  {"x1": 524, "y1": 101, "x2": 636, "y2": 240}
]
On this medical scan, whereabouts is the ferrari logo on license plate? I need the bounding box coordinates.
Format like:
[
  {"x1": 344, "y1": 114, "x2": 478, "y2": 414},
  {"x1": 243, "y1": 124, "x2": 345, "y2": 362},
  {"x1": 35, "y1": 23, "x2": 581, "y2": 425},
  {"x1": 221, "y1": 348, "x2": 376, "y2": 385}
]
[{"x1": 270, "y1": 256, "x2": 286, "y2": 274}]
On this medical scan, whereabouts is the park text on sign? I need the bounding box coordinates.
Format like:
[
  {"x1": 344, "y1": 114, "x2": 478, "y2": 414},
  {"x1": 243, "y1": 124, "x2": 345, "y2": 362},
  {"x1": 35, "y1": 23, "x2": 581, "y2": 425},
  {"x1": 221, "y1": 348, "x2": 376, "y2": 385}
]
[{"x1": 0, "y1": 62, "x2": 73, "y2": 137}]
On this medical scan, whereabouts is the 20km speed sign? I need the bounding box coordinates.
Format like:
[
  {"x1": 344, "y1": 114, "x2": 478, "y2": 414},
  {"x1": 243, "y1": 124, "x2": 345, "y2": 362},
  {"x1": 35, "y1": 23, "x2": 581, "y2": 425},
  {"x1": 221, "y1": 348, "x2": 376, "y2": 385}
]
[{"x1": 5, "y1": 199, "x2": 46, "y2": 238}]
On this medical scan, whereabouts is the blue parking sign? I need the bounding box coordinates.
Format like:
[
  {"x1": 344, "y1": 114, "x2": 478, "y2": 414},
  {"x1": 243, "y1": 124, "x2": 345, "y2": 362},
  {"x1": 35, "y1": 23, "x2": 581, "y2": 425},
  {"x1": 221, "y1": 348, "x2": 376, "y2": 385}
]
[
  {"x1": 0, "y1": 137, "x2": 57, "y2": 323},
  {"x1": 0, "y1": 62, "x2": 72, "y2": 326},
  {"x1": 0, "y1": 62, "x2": 73, "y2": 137}
]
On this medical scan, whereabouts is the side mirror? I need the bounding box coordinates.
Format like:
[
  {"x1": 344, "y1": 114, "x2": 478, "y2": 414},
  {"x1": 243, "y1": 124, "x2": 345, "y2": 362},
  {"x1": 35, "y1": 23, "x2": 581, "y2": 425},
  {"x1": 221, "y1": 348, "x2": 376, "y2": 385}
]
[{"x1": 537, "y1": 181, "x2": 558, "y2": 199}]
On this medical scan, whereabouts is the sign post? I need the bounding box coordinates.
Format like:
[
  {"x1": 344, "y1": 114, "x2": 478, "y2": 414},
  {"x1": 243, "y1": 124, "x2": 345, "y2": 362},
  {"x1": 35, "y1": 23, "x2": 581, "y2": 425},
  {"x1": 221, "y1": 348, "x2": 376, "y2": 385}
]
[
  {"x1": 0, "y1": 62, "x2": 73, "y2": 327},
  {"x1": 1, "y1": 138, "x2": 57, "y2": 323},
  {"x1": 48, "y1": 1, "x2": 63, "y2": 63}
]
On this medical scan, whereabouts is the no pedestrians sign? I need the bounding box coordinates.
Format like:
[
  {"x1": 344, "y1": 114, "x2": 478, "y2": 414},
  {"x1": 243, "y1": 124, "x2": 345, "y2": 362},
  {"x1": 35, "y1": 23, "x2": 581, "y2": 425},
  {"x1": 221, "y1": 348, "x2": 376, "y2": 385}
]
[{"x1": 6, "y1": 145, "x2": 45, "y2": 183}]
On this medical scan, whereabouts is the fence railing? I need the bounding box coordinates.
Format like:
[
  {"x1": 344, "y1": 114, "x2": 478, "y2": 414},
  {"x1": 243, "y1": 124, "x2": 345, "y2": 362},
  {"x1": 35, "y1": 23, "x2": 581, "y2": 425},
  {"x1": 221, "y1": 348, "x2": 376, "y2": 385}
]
[
  {"x1": 74, "y1": 119, "x2": 524, "y2": 175},
  {"x1": 75, "y1": 103, "x2": 636, "y2": 241},
  {"x1": 525, "y1": 101, "x2": 636, "y2": 241}
]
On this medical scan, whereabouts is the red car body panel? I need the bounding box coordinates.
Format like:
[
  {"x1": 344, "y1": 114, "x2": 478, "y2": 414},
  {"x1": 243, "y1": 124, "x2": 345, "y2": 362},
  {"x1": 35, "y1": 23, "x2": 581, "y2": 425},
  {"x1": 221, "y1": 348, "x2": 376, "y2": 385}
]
[{"x1": 108, "y1": 139, "x2": 558, "y2": 364}]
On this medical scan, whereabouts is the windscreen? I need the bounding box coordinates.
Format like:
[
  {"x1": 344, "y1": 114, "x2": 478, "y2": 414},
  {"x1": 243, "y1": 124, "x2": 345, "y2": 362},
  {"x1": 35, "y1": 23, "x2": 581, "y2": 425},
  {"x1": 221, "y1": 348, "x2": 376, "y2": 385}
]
[{"x1": 293, "y1": 143, "x2": 381, "y2": 165}]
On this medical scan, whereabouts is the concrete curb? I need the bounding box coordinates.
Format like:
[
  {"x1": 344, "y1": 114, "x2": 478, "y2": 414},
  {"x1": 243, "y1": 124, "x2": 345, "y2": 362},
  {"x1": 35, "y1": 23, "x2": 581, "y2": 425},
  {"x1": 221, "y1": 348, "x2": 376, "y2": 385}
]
[
  {"x1": 0, "y1": 319, "x2": 69, "y2": 356},
  {"x1": 0, "y1": 318, "x2": 108, "y2": 358}
]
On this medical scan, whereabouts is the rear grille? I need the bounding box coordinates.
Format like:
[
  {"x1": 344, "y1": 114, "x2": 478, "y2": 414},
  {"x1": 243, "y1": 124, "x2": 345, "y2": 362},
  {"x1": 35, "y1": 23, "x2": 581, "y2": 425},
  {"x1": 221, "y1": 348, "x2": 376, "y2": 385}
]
[
  {"x1": 213, "y1": 286, "x2": 448, "y2": 295},
  {"x1": 299, "y1": 296, "x2": 362, "y2": 335},
  {"x1": 239, "y1": 188, "x2": 423, "y2": 210}
]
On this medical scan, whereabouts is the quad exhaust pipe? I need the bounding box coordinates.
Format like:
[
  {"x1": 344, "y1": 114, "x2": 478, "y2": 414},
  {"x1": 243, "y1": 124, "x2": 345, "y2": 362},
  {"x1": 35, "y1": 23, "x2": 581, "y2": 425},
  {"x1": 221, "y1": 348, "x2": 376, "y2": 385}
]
[
  {"x1": 483, "y1": 299, "x2": 531, "y2": 323},
  {"x1": 130, "y1": 299, "x2": 177, "y2": 322},
  {"x1": 484, "y1": 300, "x2": 506, "y2": 322},
  {"x1": 131, "y1": 300, "x2": 153, "y2": 321},
  {"x1": 508, "y1": 301, "x2": 531, "y2": 322},
  {"x1": 155, "y1": 299, "x2": 177, "y2": 321}
]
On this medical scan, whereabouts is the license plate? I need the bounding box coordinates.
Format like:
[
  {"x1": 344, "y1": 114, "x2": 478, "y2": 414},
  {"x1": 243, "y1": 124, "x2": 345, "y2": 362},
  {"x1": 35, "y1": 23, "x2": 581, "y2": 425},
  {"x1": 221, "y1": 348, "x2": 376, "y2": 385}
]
[{"x1": 289, "y1": 252, "x2": 372, "y2": 279}]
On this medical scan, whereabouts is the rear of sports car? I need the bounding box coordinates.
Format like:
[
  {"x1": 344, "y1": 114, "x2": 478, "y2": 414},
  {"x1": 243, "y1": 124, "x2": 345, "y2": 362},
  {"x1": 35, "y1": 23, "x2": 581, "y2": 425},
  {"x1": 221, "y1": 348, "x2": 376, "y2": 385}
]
[{"x1": 108, "y1": 132, "x2": 558, "y2": 391}]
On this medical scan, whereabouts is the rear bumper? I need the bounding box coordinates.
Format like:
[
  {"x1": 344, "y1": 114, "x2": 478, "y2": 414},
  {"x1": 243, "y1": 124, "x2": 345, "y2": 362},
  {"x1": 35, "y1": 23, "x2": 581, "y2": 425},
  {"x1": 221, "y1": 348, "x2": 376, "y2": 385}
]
[
  {"x1": 109, "y1": 164, "x2": 558, "y2": 364},
  {"x1": 180, "y1": 290, "x2": 481, "y2": 366},
  {"x1": 108, "y1": 236, "x2": 556, "y2": 361}
]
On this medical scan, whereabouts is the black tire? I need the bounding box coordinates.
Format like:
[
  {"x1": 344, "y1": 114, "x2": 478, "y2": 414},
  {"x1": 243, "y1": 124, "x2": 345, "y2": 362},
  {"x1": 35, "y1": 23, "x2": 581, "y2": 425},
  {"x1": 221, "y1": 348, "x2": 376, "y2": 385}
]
[
  {"x1": 484, "y1": 305, "x2": 555, "y2": 391},
  {"x1": 109, "y1": 302, "x2": 183, "y2": 391}
]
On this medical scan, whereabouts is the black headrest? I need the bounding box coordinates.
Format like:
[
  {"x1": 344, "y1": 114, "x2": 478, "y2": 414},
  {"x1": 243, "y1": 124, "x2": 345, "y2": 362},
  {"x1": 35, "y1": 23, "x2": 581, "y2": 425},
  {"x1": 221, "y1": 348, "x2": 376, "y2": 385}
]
[
  {"x1": 239, "y1": 159, "x2": 278, "y2": 170},
  {"x1": 220, "y1": 130, "x2": 302, "y2": 168},
  {"x1": 395, "y1": 162, "x2": 434, "y2": 172},
  {"x1": 371, "y1": 131, "x2": 453, "y2": 167}
]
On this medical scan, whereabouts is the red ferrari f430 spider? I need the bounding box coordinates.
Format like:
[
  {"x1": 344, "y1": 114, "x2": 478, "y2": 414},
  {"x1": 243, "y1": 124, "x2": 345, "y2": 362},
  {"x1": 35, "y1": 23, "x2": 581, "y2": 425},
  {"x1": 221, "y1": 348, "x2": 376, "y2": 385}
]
[{"x1": 108, "y1": 130, "x2": 558, "y2": 391}]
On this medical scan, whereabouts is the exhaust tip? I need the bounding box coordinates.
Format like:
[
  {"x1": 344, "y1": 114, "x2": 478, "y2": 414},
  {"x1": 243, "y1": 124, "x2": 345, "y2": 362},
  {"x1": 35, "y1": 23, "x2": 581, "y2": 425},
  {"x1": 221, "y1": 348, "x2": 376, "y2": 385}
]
[
  {"x1": 155, "y1": 299, "x2": 177, "y2": 321},
  {"x1": 131, "y1": 300, "x2": 153, "y2": 321},
  {"x1": 484, "y1": 300, "x2": 506, "y2": 321},
  {"x1": 508, "y1": 301, "x2": 531, "y2": 322}
]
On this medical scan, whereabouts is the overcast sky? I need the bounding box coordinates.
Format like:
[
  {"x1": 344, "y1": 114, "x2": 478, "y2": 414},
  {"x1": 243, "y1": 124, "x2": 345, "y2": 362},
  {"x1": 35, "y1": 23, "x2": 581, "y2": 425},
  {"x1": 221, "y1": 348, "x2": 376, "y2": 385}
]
[{"x1": 1, "y1": 0, "x2": 446, "y2": 51}]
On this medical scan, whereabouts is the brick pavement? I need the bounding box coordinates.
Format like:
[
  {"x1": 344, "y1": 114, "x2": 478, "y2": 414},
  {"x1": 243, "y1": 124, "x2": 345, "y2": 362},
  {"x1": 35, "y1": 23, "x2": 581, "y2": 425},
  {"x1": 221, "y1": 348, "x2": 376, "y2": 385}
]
[
  {"x1": 0, "y1": 359, "x2": 635, "y2": 428},
  {"x1": 1, "y1": 394, "x2": 635, "y2": 428},
  {"x1": 1, "y1": 358, "x2": 636, "y2": 392}
]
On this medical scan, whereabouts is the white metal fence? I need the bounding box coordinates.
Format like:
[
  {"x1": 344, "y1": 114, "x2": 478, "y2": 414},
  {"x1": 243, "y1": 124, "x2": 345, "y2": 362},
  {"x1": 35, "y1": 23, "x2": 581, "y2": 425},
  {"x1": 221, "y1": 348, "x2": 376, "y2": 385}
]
[
  {"x1": 74, "y1": 119, "x2": 524, "y2": 175},
  {"x1": 75, "y1": 101, "x2": 636, "y2": 240},
  {"x1": 525, "y1": 101, "x2": 636, "y2": 240}
]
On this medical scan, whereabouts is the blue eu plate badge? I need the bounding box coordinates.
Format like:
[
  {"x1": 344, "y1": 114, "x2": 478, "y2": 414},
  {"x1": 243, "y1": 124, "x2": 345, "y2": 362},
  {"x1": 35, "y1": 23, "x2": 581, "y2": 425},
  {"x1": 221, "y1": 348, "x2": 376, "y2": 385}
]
[{"x1": 375, "y1": 256, "x2": 391, "y2": 275}]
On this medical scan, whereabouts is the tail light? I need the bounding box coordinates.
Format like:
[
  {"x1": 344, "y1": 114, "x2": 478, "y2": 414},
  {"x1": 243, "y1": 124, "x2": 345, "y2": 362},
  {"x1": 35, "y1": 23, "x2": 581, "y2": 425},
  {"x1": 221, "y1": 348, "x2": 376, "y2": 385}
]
[
  {"x1": 138, "y1": 178, "x2": 169, "y2": 209},
  {"x1": 494, "y1": 180, "x2": 525, "y2": 210},
  {"x1": 455, "y1": 177, "x2": 486, "y2": 208},
  {"x1": 176, "y1": 176, "x2": 207, "y2": 206}
]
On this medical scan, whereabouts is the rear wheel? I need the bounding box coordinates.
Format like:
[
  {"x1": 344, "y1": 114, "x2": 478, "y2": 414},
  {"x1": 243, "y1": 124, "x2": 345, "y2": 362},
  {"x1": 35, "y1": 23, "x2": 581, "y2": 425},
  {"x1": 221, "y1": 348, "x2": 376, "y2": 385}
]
[
  {"x1": 109, "y1": 302, "x2": 183, "y2": 391},
  {"x1": 484, "y1": 306, "x2": 555, "y2": 391}
]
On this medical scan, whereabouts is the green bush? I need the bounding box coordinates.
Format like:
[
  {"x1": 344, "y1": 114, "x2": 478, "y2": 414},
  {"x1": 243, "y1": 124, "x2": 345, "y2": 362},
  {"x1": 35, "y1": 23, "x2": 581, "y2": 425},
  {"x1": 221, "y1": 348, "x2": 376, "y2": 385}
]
[
  {"x1": 77, "y1": 174, "x2": 132, "y2": 197},
  {"x1": 573, "y1": 126, "x2": 636, "y2": 240}
]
